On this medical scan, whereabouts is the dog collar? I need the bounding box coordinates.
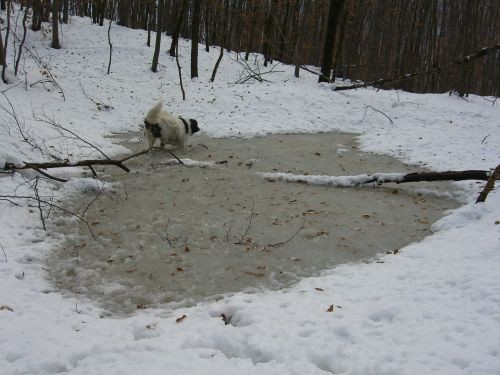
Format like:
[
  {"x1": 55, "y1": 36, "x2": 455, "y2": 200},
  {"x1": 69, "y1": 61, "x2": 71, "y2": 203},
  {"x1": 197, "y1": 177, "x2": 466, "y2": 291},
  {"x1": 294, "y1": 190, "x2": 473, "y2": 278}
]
[{"x1": 179, "y1": 117, "x2": 189, "y2": 134}]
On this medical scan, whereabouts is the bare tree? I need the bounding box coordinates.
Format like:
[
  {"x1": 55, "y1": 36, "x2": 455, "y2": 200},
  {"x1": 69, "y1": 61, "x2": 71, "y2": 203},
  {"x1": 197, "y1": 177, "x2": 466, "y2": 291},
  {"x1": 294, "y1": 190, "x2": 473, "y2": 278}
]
[
  {"x1": 210, "y1": 0, "x2": 229, "y2": 82},
  {"x1": 169, "y1": 0, "x2": 189, "y2": 57},
  {"x1": 15, "y1": 3, "x2": 30, "y2": 76},
  {"x1": 319, "y1": 0, "x2": 344, "y2": 82},
  {"x1": 51, "y1": 0, "x2": 61, "y2": 49},
  {"x1": 151, "y1": 0, "x2": 164, "y2": 72},
  {"x1": 191, "y1": 0, "x2": 201, "y2": 78}
]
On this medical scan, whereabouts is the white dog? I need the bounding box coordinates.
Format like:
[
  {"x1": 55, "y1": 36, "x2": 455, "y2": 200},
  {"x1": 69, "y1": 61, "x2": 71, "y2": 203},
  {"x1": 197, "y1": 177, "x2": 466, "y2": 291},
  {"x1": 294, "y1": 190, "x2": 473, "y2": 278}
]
[{"x1": 143, "y1": 101, "x2": 199, "y2": 151}]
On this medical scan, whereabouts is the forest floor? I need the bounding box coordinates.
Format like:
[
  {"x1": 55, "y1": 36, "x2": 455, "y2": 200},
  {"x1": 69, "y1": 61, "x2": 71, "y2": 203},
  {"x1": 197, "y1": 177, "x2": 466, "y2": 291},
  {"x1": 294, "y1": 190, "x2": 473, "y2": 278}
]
[{"x1": 1, "y1": 10, "x2": 499, "y2": 375}]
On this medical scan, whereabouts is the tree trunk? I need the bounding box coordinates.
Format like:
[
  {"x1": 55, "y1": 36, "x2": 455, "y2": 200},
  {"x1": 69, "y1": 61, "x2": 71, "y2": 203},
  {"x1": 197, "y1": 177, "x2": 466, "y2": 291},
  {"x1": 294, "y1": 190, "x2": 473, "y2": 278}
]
[
  {"x1": 32, "y1": 0, "x2": 42, "y2": 31},
  {"x1": 117, "y1": 0, "x2": 129, "y2": 26},
  {"x1": 151, "y1": 0, "x2": 164, "y2": 72},
  {"x1": 191, "y1": 0, "x2": 201, "y2": 78},
  {"x1": 62, "y1": 0, "x2": 69, "y2": 23},
  {"x1": 319, "y1": 0, "x2": 344, "y2": 82},
  {"x1": 51, "y1": 0, "x2": 61, "y2": 49},
  {"x1": 2, "y1": 0, "x2": 10, "y2": 83},
  {"x1": 15, "y1": 4, "x2": 30, "y2": 76},
  {"x1": 210, "y1": 0, "x2": 229, "y2": 82},
  {"x1": 169, "y1": 0, "x2": 189, "y2": 57},
  {"x1": 262, "y1": 2, "x2": 273, "y2": 67}
]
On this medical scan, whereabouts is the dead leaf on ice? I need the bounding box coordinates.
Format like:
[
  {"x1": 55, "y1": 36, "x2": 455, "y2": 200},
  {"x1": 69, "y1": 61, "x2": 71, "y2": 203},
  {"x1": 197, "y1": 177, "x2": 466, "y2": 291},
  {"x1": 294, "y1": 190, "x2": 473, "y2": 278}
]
[
  {"x1": 0, "y1": 305, "x2": 14, "y2": 312},
  {"x1": 327, "y1": 305, "x2": 334, "y2": 312},
  {"x1": 176, "y1": 314, "x2": 187, "y2": 323}
]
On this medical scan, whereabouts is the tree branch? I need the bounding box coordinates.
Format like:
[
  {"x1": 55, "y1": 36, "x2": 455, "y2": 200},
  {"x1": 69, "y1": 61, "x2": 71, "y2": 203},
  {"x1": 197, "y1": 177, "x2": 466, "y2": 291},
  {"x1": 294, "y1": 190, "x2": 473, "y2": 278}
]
[{"x1": 476, "y1": 164, "x2": 500, "y2": 203}]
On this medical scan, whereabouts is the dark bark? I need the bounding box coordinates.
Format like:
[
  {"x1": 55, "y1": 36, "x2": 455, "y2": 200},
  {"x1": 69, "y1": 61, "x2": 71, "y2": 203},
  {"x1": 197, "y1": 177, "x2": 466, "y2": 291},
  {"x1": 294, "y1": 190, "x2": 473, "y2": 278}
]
[
  {"x1": 210, "y1": 0, "x2": 229, "y2": 82},
  {"x1": 262, "y1": 2, "x2": 273, "y2": 67},
  {"x1": 15, "y1": 4, "x2": 30, "y2": 76},
  {"x1": 191, "y1": 0, "x2": 201, "y2": 78},
  {"x1": 175, "y1": 44, "x2": 186, "y2": 100},
  {"x1": 117, "y1": 0, "x2": 129, "y2": 26},
  {"x1": 151, "y1": 0, "x2": 164, "y2": 72},
  {"x1": 32, "y1": 0, "x2": 42, "y2": 31},
  {"x1": 62, "y1": 0, "x2": 69, "y2": 23},
  {"x1": 107, "y1": 7, "x2": 113, "y2": 74},
  {"x1": 169, "y1": 0, "x2": 189, "y2": 57},
  {"x1": 476, "y1": 165, "x2": 500, "y2": 203},
  {"x1": 335, "y1": 43, "x2": 500, "y2": 91},
  {"x1": 51, "y1": 0, "x2": 61, "y2": 49},
  {"x1": 146, "y1": 6, "x2": 151, "y2": 47},
  {"x1": 319, "y1": 0, "x2": 345, "y2": 82},
  {"x1": 2, "y1": 0, "x2": 11, "y2": 83}
]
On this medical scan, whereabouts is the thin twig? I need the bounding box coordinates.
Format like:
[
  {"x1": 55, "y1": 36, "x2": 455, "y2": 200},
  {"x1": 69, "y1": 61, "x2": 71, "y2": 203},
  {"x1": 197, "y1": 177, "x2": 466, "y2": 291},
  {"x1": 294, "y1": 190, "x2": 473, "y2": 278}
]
[
  {"x1": 33, "y1": 177, "x2": 46, "y2": 230},
  {"x1": 224, "y1": 222, "x2": 232, "y2": 244},
  {"x1": 175, "y1": 44, "x2": 186, "y2": 100},
  {"x1": 0, "y1": 194, "x2": 95, "y2": 238},
  {"x1": 0, "y1": 243, "x2": 7, "y2": 263},
  {"x1": 267, "y1": 218, "x2": 305, "y2": 247},
  {"x1": 31, "y1": 166, "x2": 68, "y2": 182},
  {"x1": 33, "y1": 108, "x2": 111, "y2": 159},
  {"x1": 234, "y1": 201, "x2": 256, "y2": 245},
  {"x1": 361, "y1": 105, "x2": 394, "y2": 124}
]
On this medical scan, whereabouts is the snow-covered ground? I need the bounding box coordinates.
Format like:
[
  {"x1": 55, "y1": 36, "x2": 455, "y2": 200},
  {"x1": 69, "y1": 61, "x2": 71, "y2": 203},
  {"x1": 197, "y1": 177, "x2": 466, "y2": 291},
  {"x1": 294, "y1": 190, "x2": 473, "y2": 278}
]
[{"x1": 1, "y1": 12, "x2": 499, "y2": 375}]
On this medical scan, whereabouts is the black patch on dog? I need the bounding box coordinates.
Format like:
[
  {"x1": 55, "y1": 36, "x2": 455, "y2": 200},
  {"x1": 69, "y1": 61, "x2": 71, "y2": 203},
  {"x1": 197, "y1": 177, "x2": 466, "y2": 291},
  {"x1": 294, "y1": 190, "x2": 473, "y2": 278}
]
[
  {"x1": 190, "y1": 119, "x2": 200, "y2": 134},
  {"x1": 144, "y1": 119, "x2": 161, "y2": 138},
  {"x1": 179, "y1": 117, "x2": 190, "y2": 134}
]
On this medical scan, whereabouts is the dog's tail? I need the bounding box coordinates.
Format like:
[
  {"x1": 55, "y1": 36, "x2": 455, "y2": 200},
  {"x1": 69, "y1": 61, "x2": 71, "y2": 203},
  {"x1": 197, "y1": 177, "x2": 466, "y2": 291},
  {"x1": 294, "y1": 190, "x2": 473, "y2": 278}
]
[{"x1": 145, "y1": 100, "x2": 163, "y2": 123}]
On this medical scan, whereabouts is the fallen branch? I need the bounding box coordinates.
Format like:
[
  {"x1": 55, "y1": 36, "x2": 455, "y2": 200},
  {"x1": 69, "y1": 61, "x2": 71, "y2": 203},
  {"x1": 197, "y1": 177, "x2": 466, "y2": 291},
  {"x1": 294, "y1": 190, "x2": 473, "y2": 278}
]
[
  {"x1": 476, "y1": 164, "x2": 500, "y2": 203},
  {"x1": 335, "y1": 43, "x2": 500, "y2": 91},
  {"x1": 361, "y1": 105, "x2": 394, "y2": 124},
  {"x1": 261, "y1": 168, "x2": 498, "y2": 202},
  {"x1": 267, "y1": 218, "x2": 305, "y2": 247},
  {"x1": 3, "y1": 147, "x2": 183, "y2": 182}
]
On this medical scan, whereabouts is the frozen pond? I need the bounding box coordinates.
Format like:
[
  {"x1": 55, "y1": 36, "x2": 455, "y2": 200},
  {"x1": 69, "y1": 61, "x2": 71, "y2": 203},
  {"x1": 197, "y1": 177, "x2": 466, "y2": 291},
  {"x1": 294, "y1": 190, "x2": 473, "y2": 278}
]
[{"x1": 47, "y1": 132, "x2": 460, "y2": 315}]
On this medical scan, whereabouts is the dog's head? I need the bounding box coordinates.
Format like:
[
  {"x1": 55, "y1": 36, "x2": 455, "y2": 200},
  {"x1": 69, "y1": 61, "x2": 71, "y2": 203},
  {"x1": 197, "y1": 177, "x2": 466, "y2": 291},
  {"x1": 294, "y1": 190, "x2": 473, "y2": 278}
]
[{"x1": 190, "y1": 119, "x2": 200, "y2": 134}]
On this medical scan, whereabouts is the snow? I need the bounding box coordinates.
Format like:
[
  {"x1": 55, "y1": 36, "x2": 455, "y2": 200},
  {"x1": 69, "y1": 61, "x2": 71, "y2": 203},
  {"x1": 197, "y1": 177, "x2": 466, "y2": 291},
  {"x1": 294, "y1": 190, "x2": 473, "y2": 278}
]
[
  {"x1": 1, "y1": 10, "x2": 500, "y2": 375},
  {"x1": 259, "y1": 172, "x2": 406, "y2": 187}
]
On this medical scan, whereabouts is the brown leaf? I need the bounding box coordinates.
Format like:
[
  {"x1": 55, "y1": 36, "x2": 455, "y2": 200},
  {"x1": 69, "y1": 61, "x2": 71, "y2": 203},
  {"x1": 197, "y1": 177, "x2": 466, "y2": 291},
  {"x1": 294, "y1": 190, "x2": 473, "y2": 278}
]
[
  {"x1": 315, "y1": 288, "x2": 324, "y2": 291},
  {"x1": 362, "y1": 214, "x2": 370, "y2": 219},
  {"x1": 244, "y1": 271, "x2": 265, "y2": 277},
  {"x1": 176, "y1": 267, "x2": 184, "y2": 272},
  {"x1": 316, "y1": 229, "x2": 329, "y2": 236},
  {"x1": 136, "y1": 304, "x2": 147, "y2": 309},
  {"x1": 184, "y1": 245, "x2": 191, "y2": 252},
  {"x1": 176, "y1": 314, "x2": 187, "y2": 323},
  {"x1": 495, "y1": 220, "x2": 500, "y2": 225},
  {"x1": 303, "y1": 209, "x2": 319, "y2": 215},
  {"x1": 327, "y1": 304, "x2": 334, "y2": 312},
  {"x1": 1, "y1": 305, "x2": 14, "y2": 312}
]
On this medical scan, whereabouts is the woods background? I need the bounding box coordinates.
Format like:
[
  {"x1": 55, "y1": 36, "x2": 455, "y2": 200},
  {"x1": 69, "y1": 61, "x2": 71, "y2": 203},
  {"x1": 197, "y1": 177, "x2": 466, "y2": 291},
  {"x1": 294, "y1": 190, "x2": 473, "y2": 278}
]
[{"x1": 9, "y1": 0, "x2": 500, "y2": 96}]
